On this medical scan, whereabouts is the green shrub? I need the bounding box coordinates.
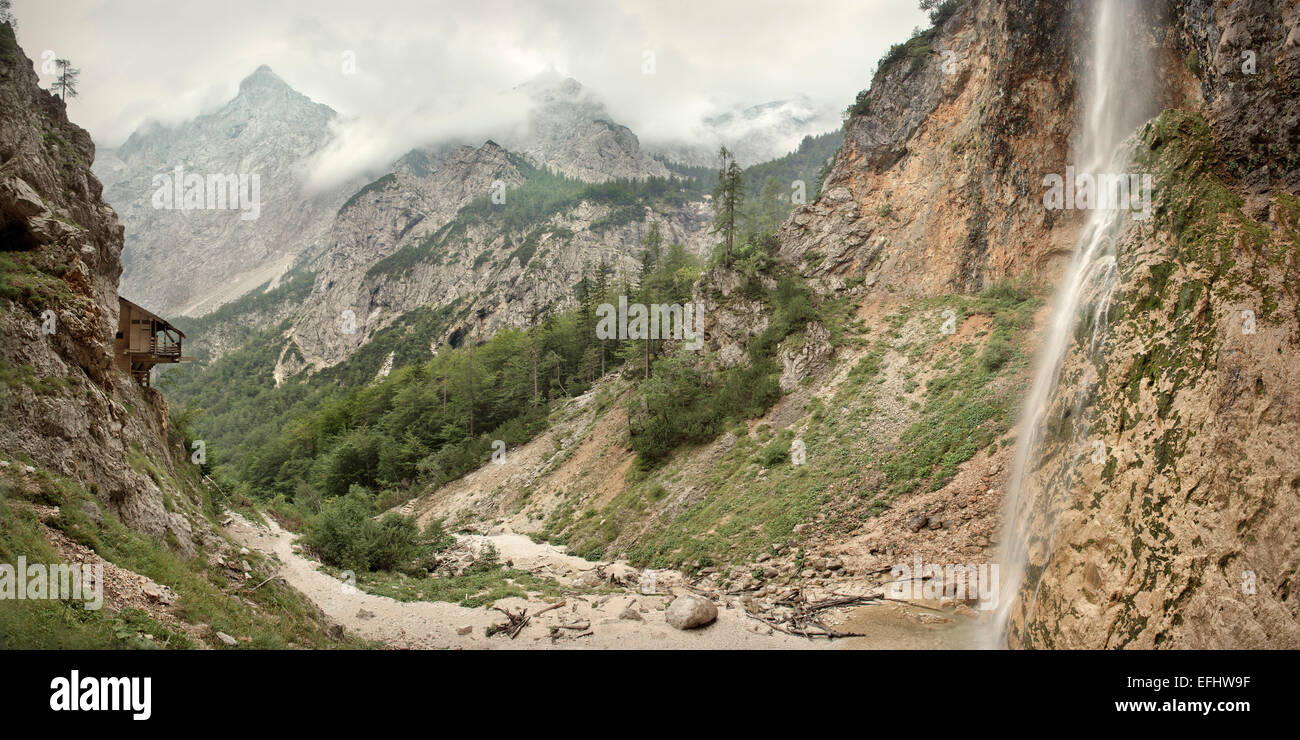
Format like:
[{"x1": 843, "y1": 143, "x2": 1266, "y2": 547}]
[
  {"x1": 302, "y1": 486, "x2": 425, "y2": 572},
  {"x1": 627, "y1": 275, "x2": 814, "y2": 466},
  {"x1": 302, "y1": 487, "x2": 373, "y2": 570},
  {"x1": 759, "y1": 440, "x2": 788, "y2": 467},
  {"x1": 420, "y1": 518, "x2": 455, "y2": 554},
  {"x1": 364, "y1": 514, "x2": 422, "y2": 571},
  {"x1": 921, "y1": 0, "x2": 962, "y2": 26},
  {"x1": 980, "y1": 335, "x2": 1013, "y2": 372}
]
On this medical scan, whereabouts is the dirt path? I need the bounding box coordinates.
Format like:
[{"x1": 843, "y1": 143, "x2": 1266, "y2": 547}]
[{"x1": 225, "y1": 513, "x2": 844, "y2": 649}]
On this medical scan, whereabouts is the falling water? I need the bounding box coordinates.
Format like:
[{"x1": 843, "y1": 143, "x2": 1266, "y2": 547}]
[{"x1": 987, "y1": 0, "x2": 1156, "y2": 647}]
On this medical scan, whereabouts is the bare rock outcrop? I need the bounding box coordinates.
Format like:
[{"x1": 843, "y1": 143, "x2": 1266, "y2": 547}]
[{"x1": 0, "y1": 22, "x2": 209, "y2": 553}]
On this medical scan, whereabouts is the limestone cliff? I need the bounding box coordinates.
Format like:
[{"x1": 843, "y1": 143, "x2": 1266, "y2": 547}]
[
  {"x1": 0, "y1": 22, "x2": 208, "y2": 553},
  {"x1": 283, "y1": 168, "x2": 713, "y2": 376},
  {"x1": 773, "y1": 0, "x2": 1299, "y2": 647},
  {"x1": 1003, "y1": 0, "x2": 1300, "y2": 648}
]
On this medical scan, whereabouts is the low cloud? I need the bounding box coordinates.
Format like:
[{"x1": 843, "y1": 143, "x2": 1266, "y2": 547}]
[{"x1": 14, "y1": 0, "x2": 927, "y2": 179}]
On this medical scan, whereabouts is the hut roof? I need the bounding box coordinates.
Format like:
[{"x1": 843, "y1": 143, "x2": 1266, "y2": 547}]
[{"x1": 119, "y1": 296, "x2": 186, "y2": 338}]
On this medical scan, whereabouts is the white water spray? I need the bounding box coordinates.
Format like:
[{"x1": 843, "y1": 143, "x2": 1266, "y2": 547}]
[{"x1": 987, "y1": 0, "x2": 1157, "y2": 647}]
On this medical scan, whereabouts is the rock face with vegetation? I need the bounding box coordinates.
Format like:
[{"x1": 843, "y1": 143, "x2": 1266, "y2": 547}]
[
  {"x1": 280, "y1": 145, "x2": 712, "y2": 375},
  {"x1": 284, "y1": 140, "x2": 527, "y2": 373},
  {"x1": 0, "y1": 20, "x2": 183, "y2": 541},
  {"x1": 780, "y1": 0, "x2": 1094, "y2": 297},
  {"x1": 0, "y1": 25, "x2": 347, "y2": 649},
  {"x1": 1001, "y1": 0, "x2": 1300, "y2": 648},
  {"x1": 741, "y1": 0, "x2": 1299, "y2": 648}
]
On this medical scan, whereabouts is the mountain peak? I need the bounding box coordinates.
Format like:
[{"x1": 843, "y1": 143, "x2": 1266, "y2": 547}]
[
  {"x1": 238, "y1": 64, "x2": 291, "y2": 96},
  {"x1": 517, "y1": 66, "x2": 583, "y2": 98}
]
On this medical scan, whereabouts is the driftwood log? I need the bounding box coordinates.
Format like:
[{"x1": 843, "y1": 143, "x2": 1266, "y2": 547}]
[
  {"x1": 490, "y1": 606, "x2": 530, "y2": 639},
  {"x1": 745, "y1": 589, "x2": 878, "y2": 639}
]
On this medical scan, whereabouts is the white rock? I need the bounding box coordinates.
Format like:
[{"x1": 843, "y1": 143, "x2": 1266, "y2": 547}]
[{"x1": 665, "y1": 595, "x2": 718, "y2": 630}]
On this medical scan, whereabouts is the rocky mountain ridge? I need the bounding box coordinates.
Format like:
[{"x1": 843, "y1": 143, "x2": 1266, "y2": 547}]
[
  {"x1": 93, "y1": 65, "x2": 358, "y2": 318},
  {"x1": 504, "y1": 70, "x2": 670, "y2": 182}
]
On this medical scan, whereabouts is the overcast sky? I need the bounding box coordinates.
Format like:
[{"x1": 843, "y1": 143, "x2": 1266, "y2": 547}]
[{"x1": 12, "y1": 0, "x2": 927, "y2": 178}]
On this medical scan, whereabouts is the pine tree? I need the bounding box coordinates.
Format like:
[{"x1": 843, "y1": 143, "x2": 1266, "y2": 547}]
[
  {"x1": 640, "y1": 222, "x2": 663, "y2": 282},
  {"x1": 638, "y1": 223, "x2": 665, "y2": 379},
  {"x1": 53, "y1": 59, "x2": 80, "y2": 100},
  {"x1": 466, "y1": 308, "x2": 488, "y2": 436},
  {"x1": 759, "y1": 176, "x2": 784, "y2": 234},
  {"x1": 577, "y1": 261, "x2": 598, "y2": 356},
  {"x1": 527, "y1": 292, "x2": 542, "y2": 404},
  {"x1": 712, "y1": 147, "x2": 743, "y2": 266},
  {"x1": 592, "y1": 257, "x2": 611, "y2": 376}
]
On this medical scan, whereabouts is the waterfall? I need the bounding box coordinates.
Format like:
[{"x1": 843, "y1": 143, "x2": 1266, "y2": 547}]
[{"x1": 986, "y1": 0, "x2": 1156, "y2": 647}]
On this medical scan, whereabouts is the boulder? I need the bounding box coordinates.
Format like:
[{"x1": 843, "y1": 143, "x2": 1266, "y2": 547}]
[
  {"x1": 80, "y1": 500, "x2": 102, "y2": 527},
  {"x1": 665, "y1": 595, "x2": 717, "y2": 630},
  {"x1": 0, "y1": 177, "x2": 46, "y2": 219}
]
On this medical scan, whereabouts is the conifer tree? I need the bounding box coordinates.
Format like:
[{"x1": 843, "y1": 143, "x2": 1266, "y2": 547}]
[{"x1": 712, "y1": 147, "x2": 743, "y2": 266}]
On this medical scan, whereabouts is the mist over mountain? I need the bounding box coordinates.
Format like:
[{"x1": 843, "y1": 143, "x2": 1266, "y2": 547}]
[
  {"x1": 93, "y1": 66, "x2": 361, "y2": 318},
  {"x1": 95, "y1": 62, "x2": 825, "y2": 328},
  {"x1": 647, "y1": 96, "x2": 843, "y2": 168}
]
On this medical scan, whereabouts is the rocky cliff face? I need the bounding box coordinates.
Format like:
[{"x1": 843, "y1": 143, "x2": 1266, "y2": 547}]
[
  {"x1": 0, "y1": 23, "x2": 210, "y2": 552},
  {"x1": 283, "y1": 180, "x2": 712, "y2": 376},
  {"x1": 284, "y1": 140, "x2": 526, "y2": 371},
  {"x1": 773, "y1": 0, "x2": 1299, "y2": 647},
  {"x1": 780, "y1": 0, "x2": 1099, "y2": 297},
  {"x1": 93, "y1": 66, "x2": 357, "y2": 317},
  {"x1": 1002, "y1": 0, "x2": 1300, "y2": 649}
]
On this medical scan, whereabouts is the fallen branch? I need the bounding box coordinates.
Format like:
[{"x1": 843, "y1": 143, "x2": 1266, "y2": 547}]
[
  {"x1": 878, "y1": 596, "x2": 949, "y2": 613},
  {"x1": 742, "y1": 590, "x2": 874, "y2": 640},
  {"x1": 246, "y1": 574, "x2": 280, "y2": 592},
  {"x1": 533, "y1": 600, "x2": 566, "y2": 617},
  {"x1": 804, "y1": 594, "x2": 880, "y2": 613},
  {"x1": 489, "y1": 606, "x2": 530, "y2": 639}
]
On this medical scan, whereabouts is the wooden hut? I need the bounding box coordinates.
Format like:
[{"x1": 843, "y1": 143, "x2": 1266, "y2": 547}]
[{"x1": 112, "y1": 297, "x2": 191, "y2": 385}]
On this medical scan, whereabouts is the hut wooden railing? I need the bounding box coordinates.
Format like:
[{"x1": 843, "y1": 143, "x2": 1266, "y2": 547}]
[
  {"x1": 149, "y1": 328, "x2": 183, "y2": 359},
  {"x1": 149, "y1": 337, "x2": 182, "y2": 358}
]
